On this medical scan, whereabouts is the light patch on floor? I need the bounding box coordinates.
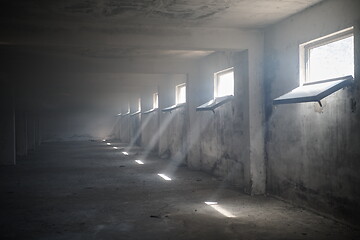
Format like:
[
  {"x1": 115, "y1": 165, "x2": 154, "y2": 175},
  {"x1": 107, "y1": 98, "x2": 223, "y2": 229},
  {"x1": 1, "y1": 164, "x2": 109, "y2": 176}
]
[
  {"x1": 158, "y1": 173, "x2": 172, "y2": 181},
  {"x1": 205, "y1": 201, "x2": 235, "y2": 218}
]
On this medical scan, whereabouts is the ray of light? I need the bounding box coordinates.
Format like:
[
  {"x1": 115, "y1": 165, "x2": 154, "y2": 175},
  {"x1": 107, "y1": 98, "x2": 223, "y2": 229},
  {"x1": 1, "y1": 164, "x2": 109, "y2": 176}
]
[
  {"x1": 136, "y1": 112, "x2": 177, "y2": 160},
  {"x1": 163, "y1": 115, "x2": 212, "y2": 175},
  {"x1": 204, "y1": 202, "x2": 235, "y2": 218},
  {"x1": 124, "y1": 112, "x2": 154, "y2": 153}
]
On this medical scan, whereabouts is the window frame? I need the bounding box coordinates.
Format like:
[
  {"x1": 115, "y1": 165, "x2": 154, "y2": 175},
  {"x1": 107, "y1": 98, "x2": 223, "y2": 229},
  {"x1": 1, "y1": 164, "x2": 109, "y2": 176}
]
[
  {"x1": 175, "y1": 83, "x2": 186, "y2": 104},
  {"x1": 214, "y1": 67, "x2": 234, "y2": 98},
  {"x1": 162, "y1": 83, "x2": 186, "y2": 113},
  {"x1": 122, "y1": 102, "x2": 131, "y2": 116},
  {"x1": 130, "y1": 98, "x2": 141, "y2": 116},
  {"x1": 274, "y1": 27, "x2": 354, "y2": 106},
  {"x1": 153, "y1": 92, "x2": 159, "y2": 109},
  {"x1": 196, "y1": 67, "x2": 235, "y2": 112},
  {"x1": 300, "y1": 27, "x2": 354, "y2": 85}
]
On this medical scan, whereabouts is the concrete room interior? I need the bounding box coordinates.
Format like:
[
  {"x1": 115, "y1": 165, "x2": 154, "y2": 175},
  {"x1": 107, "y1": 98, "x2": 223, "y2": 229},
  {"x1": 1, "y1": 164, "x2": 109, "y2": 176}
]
[{"x1": 1, "y1": 0, "x2": 359, "y2": 239}]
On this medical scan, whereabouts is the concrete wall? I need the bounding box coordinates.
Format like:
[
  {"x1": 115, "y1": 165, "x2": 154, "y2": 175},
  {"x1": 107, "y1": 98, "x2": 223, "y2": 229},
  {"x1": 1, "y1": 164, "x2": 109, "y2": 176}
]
[
  {"x1": 158, "y1": 74, "x2": 188, "y2": 166},
  {"x1": 0, "y1": 78, "x2": 16, "y2": 165},
  {"x1": 264, "y1": 0, "x2": 360, "y2": 224},
  {"x1": 141, "y1": 87, "x2": 160, "y2": 153},
  {"x1": 187, "y1": 51, "x2": 251, "y2": 190}
]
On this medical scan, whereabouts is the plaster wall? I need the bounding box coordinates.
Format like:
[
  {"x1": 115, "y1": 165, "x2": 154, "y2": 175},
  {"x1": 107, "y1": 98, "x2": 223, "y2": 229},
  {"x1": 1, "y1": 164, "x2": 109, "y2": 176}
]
[
  {"x1": 264, "y1": 0, "x2": 360, "y2": 224},
  {"x1": 0, "y1": 79, "x2": 16, "y2": 165},
  {"x1": 140, "y1": 87, "x2": 160, "y2": 153},
  {"x1": 158, "y1": 74, "x2": 188, "y2": 164},
  {"x1": 187, "y1": 51, "x2": 251, "y2": 189}
]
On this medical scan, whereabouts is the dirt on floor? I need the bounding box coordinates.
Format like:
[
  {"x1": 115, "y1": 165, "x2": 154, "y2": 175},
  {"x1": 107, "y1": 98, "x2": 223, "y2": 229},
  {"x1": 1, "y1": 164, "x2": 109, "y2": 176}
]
[{"x1": 0, "y1": 141, "x2": 359, "y2": 240}]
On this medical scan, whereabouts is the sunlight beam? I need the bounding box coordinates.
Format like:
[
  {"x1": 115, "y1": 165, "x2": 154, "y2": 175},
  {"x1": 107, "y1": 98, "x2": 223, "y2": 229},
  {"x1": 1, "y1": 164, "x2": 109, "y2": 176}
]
[{"x1": 205, "y1": 202, "x2": 235, "y2": 218}]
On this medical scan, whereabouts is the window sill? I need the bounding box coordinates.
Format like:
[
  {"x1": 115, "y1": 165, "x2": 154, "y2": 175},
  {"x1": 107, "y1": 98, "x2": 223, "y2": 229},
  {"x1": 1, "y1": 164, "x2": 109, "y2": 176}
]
[
  {"x1": 121, "y1": 112, "x2": 130, "y2": 116},
  {"x1": 162, "y1": 103, "x2": 186, "y2": 112},
  {"x1": 143, "y1": 108, "x2": 158, "y2": 114},
  {"x1": 196, "y1": 95, "x2": 234, "y2": 112},
  {"x1": 273, "y1": 75, "x2": 353, "y2": 105},
  {"x1": 130, "y1": 111, "x2": 141, "y2": 116}
]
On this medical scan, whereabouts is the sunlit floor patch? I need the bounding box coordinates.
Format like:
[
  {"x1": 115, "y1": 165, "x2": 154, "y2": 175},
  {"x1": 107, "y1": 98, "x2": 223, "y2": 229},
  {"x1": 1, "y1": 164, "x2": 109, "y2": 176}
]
[
  {"x1": 158, "y1": 173, "x2": 172, "y2": 181},
  {"x1": 113, "y1": 147, "x2": 118, "y2": 149},
  {"x1": 205, "y1": 201, "x2": 235, "y2": 218},
  {"x1": 106, "y1": 143, "x2": 111, "y2": 146},
  {"x1": 135, "y1": 160, "x2": 144, "y2": 165},
  {"x1": 122, "y1": 151, "x2": 129, "y2": 156}
]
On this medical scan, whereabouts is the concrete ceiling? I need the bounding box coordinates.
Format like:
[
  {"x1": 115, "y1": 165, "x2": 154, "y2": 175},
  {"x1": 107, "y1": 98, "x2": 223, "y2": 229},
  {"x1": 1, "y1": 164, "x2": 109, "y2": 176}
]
[
  {"x1": 1, "y1": 0, "x2": 324, "y2": 68},
  {"x1": 2, "y1": 0, "x2": 323, "y2": 28}
]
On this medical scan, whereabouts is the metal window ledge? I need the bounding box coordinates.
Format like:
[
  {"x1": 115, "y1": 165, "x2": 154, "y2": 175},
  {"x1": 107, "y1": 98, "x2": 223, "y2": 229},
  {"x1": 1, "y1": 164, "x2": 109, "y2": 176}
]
[
  {"x1": 143, "y1": 108, "x2": 158, "y2": 114},
  {"x1": 130, "y1": 111, "x2": 141, "y2": 116},
  {"x1": 162, "y1": 103, "x2": 186, "y2": 112},
  {"x1": 273, "y1": 75, "x2": 353, "y2": 106},
  {"x1": 196, "y1": 95, "x2": 234, "y2": 112},
  {"x1": 121, "y1": 112, "x2": 130, "y2": 116}
]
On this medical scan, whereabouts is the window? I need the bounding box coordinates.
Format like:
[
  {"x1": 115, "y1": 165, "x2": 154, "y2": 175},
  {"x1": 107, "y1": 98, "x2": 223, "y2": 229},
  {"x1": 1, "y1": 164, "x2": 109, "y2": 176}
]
[
  {"x1": 162, "y1": 84, "x2": 186, "y2": 112},
  {"x1": 176, "y1": 83, "x2": 186, "y2": 104},
  {"x1": 122, "y1": 102, "x2": 130, "y2": 116},
  {"x1": 138, "y1": 98, "x2": 141, "y2": 112},
  {"x1": 214, "y1": 68, "x2": 234, "y2": 97},
  {"x1": 153, "y1": 93, "x2": 159, "y2": 109},
  {"x1": 302, "y1": 27, "x2": 354, "y2": 83},
  {"x1": 274, "y1": 27, "x2": 354, "y2": 106},
  {"x1": 196, "y1": 67, "x2": 234, "y2": 112},
  {"x1": 130, "y1": 98, "x2": 141, "y2": 116}
]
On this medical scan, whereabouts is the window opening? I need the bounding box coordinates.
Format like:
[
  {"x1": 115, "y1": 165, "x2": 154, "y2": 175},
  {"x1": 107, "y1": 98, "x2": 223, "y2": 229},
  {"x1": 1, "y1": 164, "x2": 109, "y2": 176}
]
[
  {"x1": 274, "y1": 27, "x2": 354, "y2": 106},
  {"x1": 214, "y1": 67, "x2": 234, "y2": 98},
  {"x1": 153, "y1": 93, "x2": 159, "y2": 109},
  {"x1": 302, "y1": 27, "x2": 354, "y2": 83},
  {"x1": 176, "y1": 83, "x2": 186, "y2": 104}
]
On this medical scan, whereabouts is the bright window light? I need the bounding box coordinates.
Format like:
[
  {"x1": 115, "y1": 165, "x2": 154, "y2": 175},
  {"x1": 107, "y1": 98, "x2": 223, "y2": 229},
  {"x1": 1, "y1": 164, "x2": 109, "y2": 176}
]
[
  {"x1": 113, "y1": 146, "x2": 118, "y2": 149},
  {"x1": 107, "y1": 143, "x2": 111, "y2": 146},
  {"x1": 204, "y1": 202, "x2": 235, "y2": 218},
  {"x1": 126, "y1": 102, "x2": 130, "y2": 114},
  {"x1": 135, "y1": 160, "x2": 144, "y2": 165},
  {"x1": 138, "y1": 98, "x2": 141, "y2": 111},
  {"x1": 214, "y1": 68, "x2": 234, "y2": 98},
  {"x1": 158, "y1": 173, "x2": 172, "y2": 181},
  {"x1": 153, "y1": 92, "x2": 159, "y2": 109},
  {"x1": 122, "y1": 151, "x2": 129, "y2": 156},
  {"x1": 303, "y1": 27, "x2": 354, "y2": 83},
  {"x1": 176, "y1": 83, "x2": 186, "y2": 104}
]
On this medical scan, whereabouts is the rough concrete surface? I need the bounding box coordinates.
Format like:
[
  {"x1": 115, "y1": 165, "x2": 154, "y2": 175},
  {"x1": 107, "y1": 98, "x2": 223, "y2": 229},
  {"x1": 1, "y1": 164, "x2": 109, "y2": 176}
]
[
  {"x1": 264, "y1": 0, "x2": 360, "y2": 224},
  {"x1": 1, "y1": 141, "x2": 359, "y2": 240}
]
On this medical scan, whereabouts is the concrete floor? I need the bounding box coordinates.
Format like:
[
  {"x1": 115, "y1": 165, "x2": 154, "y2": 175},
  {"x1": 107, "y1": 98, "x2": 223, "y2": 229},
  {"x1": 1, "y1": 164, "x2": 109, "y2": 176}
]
[{"x1": 0, "y1": 141, "x2": 359, "y2": 240}]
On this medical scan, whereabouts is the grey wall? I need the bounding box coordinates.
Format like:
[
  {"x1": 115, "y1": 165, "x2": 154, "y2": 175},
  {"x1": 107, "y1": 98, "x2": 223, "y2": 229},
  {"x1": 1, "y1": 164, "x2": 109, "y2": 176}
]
[
  {"x1": 187, "y1": 51, "x2": 251, "y2": 190},
  {"x1": 158, "y1": 74, "x2": 188, "y2": 164},
  {"x1": 264, "y1": 0, "x2": 360, "y2": 224},
  {"x1": 141, "y1": 86, "x2": 160, "y2": 153}
]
